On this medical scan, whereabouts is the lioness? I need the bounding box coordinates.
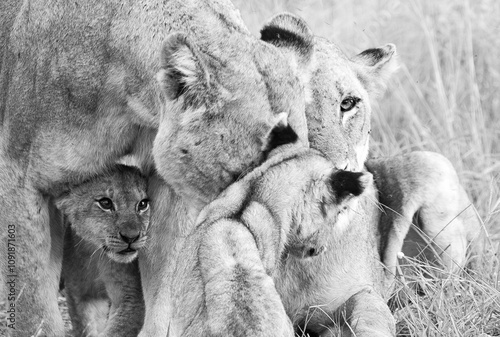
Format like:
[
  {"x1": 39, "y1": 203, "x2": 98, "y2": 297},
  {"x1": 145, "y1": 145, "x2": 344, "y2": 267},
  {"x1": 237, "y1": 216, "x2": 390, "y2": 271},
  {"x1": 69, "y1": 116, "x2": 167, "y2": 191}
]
[
  {"x1": 261, "y1": 14, "x2": 480, "y2": 336},
  {"x1": 55, "y1": 165, "x2": 149, "y2": 337},
  {"x1": 0, "y1": 0, "x2": 309, "y2": 335},
  {"x1": 167, "y1": 144, "x2": 370, "y2": 337},
  {"x1": 260, "y1": 13, "x2": 397, "y2": 336},
  {"x1": 261, "y1": 13, "x2": 480, "y2": 280}
]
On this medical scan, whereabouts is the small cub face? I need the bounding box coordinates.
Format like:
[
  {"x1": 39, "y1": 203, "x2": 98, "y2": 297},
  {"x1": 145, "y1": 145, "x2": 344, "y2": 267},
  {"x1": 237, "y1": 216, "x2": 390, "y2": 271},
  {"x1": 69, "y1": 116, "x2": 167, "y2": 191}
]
[{"x1": 56, "y1": 165, "x2": 150, "y2": 263}]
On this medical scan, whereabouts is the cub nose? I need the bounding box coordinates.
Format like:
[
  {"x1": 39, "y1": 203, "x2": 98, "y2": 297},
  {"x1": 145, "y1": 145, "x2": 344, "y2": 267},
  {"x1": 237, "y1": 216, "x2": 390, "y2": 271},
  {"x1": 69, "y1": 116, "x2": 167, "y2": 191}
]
[{"x1": 119, "y1": 229, "x2": 141, "y2": 244}]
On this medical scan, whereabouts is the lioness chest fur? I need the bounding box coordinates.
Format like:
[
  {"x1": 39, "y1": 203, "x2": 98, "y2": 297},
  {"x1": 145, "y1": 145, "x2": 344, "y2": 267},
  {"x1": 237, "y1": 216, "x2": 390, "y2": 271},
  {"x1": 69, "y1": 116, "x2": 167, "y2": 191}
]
[
  {"x1": 168, "y1": 146, "x2": 370, "y2": 337},
  {"x1": 55, "y1": 165, "x2": 149, "y2": 337}
]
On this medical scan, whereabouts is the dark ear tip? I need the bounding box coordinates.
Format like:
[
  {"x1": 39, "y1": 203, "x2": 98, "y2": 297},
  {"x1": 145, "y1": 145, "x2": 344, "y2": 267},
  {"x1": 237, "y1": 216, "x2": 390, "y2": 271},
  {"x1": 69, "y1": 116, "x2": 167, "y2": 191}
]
[
  {"x1": 266, "y1": 124, "x2": 298, "y2": 152},
  {"x1": 355, "y1": 43, "x2": 397, "y2": 66},
  {"x1": 330, "y1": 170, "x2": 372, "y2": 200},
  {"x1": 261, "y1": 12, "x2": 313, "y2": 38},
  {"x1": 260, "y1": 13, "x2": 313, "y2": 44},
  {"x1": 260, "y1": 12, "x2": 314, "y2": 62}
]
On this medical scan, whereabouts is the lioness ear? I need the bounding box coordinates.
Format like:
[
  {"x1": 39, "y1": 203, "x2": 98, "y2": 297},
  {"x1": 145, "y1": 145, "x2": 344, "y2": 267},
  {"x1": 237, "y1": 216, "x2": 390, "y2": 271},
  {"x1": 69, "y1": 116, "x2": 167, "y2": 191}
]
[
  {"x1": 352, "y1": 44, "x2": 399, "y2": 98},
  {"x1": 157, "y1": 33, "x2": 210, "y2": 103},
  {"x1": 260, "y1": 13, "x2": 314, "y2": 67},
  {"x1": 329, "y1": 171, "x2": 372, "y2": 203}
]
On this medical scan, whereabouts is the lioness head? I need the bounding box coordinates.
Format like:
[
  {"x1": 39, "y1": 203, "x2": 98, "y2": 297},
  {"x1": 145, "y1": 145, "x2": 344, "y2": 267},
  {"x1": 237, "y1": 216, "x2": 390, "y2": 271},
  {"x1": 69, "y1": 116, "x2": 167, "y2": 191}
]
[
  {"x1": 261, "y1": 13, "x2": 398, "y2": 171},
  {"x1": 56, "y1": 165, "x2": 149, "y2": 264},
  {"x1": 153, "y1": 31, "x2": 312, "y2": 204}
]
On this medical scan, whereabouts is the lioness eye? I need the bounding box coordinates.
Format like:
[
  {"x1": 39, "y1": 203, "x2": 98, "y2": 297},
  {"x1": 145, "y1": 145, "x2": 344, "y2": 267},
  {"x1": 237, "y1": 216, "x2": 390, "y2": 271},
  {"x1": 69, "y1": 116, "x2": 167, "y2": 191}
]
[
  {"x1": 137, "y1": 199, "x2": 149, "y2": 212},
  {"x1": 340, "y1": 96, "x2": 360, "y2": 112},
  {"x1": 97, "y1": 198, "x2": 114, "y2": 211}
]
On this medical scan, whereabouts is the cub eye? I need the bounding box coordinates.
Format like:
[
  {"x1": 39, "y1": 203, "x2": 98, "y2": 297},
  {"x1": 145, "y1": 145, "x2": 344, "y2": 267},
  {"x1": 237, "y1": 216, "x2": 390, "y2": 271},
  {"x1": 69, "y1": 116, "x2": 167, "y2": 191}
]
[
  {"x1": 137, "y1": 199, "x2": 149, "y2": 212},
  {"x1": 97, "y1": 198, "x2": 114, "y2": 211},
  {"x1": 340, "y1": 96, "x2": 360, "y2": 112}
]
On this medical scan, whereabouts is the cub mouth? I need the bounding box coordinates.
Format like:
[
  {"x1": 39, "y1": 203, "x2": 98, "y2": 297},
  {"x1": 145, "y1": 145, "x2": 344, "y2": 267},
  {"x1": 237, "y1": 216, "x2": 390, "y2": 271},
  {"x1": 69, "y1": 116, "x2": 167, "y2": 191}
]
[
  {"x1": 102, "y1": 245, "x2": 139, "y2": 263},
  {"x1": 117, "y1": 247, "x2": 137, "y2": 255}
]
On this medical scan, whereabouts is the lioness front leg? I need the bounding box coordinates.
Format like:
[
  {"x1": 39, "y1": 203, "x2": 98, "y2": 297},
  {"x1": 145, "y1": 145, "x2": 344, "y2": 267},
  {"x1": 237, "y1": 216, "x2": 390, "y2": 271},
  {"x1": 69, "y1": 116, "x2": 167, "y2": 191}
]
[{"x1": 0, "y1": 171, "x2": 65, "y2": 337}]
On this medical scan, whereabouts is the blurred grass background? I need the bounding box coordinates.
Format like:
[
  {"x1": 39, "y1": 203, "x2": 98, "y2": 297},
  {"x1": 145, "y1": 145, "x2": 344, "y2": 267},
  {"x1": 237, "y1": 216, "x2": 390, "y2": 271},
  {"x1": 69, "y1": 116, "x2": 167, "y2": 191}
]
[{"x1": 233, "y1": 0, "x2": 499, "y2": 336}]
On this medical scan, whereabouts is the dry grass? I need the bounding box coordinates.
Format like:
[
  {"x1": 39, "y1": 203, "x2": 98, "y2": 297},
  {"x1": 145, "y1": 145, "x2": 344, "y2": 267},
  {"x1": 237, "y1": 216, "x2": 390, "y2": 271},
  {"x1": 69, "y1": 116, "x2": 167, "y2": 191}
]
[
  {"x1": 233, "y1": 0, "x2": 500, "y2": 335},
  {"x1": 390, "y1": 250, "x2": 500, "y2": 336}
]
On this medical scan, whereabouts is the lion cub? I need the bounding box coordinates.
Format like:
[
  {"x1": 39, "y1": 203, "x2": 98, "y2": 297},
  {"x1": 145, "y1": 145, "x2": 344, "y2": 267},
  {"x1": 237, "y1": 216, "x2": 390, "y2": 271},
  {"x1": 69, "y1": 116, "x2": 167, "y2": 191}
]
[
  {"x1": 167, "y1": 146, "x2": 370, "y2": 336},
  {"x1": 56, "y1": 165, "x2": 150, "y2": 337},
  {"x1": 366, "y1": 151, "x2": 482, "y2": 280}
]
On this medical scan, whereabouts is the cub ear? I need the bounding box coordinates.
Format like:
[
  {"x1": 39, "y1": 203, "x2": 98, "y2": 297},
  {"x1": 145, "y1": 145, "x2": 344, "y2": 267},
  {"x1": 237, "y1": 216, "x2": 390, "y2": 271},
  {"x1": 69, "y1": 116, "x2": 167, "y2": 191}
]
[
  {"x1": 264, "y1": 112, "x2": 298, "y2": 151},
  {"x1": 157, "y1": 33, "x2": 210, "y2": 104},
  {"x1": 329, "y1": 171, "x2": 372, "y2": 203},
  {"x1": 352, "y1": 44, "x2": 399, "y2": 98},
  {"x1": 260, "y1": 13, "x2": 314, "y2": 67}
]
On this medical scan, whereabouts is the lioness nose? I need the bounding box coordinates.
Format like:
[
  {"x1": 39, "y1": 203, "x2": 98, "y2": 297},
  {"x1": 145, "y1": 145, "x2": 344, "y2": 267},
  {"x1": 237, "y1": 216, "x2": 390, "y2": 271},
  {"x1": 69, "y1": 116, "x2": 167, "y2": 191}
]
[{"x1": 119, "y1": 230, "x2": 141, "y2": 244}]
